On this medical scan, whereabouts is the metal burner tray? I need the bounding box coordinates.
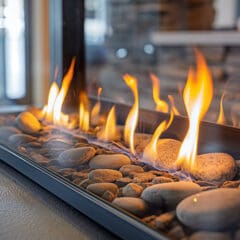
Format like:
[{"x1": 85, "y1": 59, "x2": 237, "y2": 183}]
[{"x1": 0, "y1": 101, "x2": 240, "y2": 240}]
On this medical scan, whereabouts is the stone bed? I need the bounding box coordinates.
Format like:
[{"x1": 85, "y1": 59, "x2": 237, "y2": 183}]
[{"x1": 0, "y1": 110, "x2": 240, "y2": 240}]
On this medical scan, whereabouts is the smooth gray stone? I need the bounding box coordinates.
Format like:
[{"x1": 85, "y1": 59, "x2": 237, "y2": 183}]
[{"x1": 177, "y1": 188, "x2": 240, "y2": 230}]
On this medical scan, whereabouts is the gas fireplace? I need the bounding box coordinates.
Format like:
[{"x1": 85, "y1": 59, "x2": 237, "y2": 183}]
[{"x1": 0, "y1": 1, "x2": 240, "y2": 240}]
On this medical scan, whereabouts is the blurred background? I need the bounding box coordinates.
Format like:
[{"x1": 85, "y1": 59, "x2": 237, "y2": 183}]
[{"x1": 1, "y1": 0, "x2": 240, "y2": 125}]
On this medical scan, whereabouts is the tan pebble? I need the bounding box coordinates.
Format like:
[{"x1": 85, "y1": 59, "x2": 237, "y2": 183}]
[
  {"x1": 27, "y1": 106, "x2": 45, "y2": 119},
  {"x1": 183, "y1": 153, "x2": 237, "y2": 183},
  {"x1": 122, "y1": 183, "x2": 143, "y2": 197},
  {"x1": 115, "y1": 177, "x2": 132, "y2": 187},
  {"x1": 87, "y1": 183, "x2": 118, "y2": 196},
  {"x1": 143, "y1": 139, "x2": 181, "y2": 171},
  {"x1": 88, "y1": 169, "x2": 122, "y2": 183},
  {"x1": 113, "y1": 197, "x2": 148, "y2": 217},
  {"x1": 155, "y1": 211, "x2": 175, "y2": 229},
  {"x1": 152, "y1": 176, "x2": 174, "y2": 184},
  {"x1": 119, "y1": 164, "x2": 144, "y2": 177},
  {"x1": 133, "y1": 172, "x2": 156, "y2": 183},
  {"x1": 102, "y1": 190, "x2": 116, "y2": 202},
  {"x1": 16, "y1": 111, "x2": 41, "y2": 134},
  {"x1": 89, "y1": 154, "x2": 131, "y2": 170}
]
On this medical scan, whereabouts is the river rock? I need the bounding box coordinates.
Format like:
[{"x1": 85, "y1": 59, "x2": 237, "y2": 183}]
[
  {"x1": 156, "y1": 139, "x2": 181, "y2": 170},
  {"x1": 119, "y1": 164, "x2": 144, "y2": 176},
  {"x1": 122, "y1": 183, "x2": 143, "y2": 197},
  {"x1": 115, "y1": 177, "x2": 132, "y2": 187},
  {"x1": 0, "y1": 126, "x2": 21, "y2": 139},
  {"x1": 176, "y1": 188, "x2": 240, "y2": 230},
  {"x1": 152, "y1": 176, "x2": 174, "y2": 184},
  {"x1": 183, "y1": 153, "x2": 237, "y2": 183},
  {"x1": 8, "y1": 133, "x2": 37, "y2": 145},
  {"x1": 155, "y1": 211, "x2": 175, "y2": 229},
  {"x1": 57, "y1": 147, "x2": 96, "y2": 167},
  {"x1": 27, "y1": 106, "x2": 44, "y2": 119},
  {"x1": 88, "y1": 169, "x2": 122, "y2": 183},
  {"x1": 16, "y1": 111, "x2": 41, "y2": 134},
  {"x1": 133, "y1": 172, "x2": 156, "y2": 183},
  {"x1": 143, "y1": 139, "x2": 181, "y2": 171},
  {"x1": 141, "y1": 181, "x2": 201, "y2": 209},
  {"x1": 189, "y1": 231, "x2": 231, "y2": 240},
  {"x1": 113, "y1": 197, "x2": 148, "y2": 217},
  {"x1": 87, "y1": 183, "x2": 118, "y2": 196},
  {"x1": 89, "y1": 154, "x2": 131, "y2": 170}
]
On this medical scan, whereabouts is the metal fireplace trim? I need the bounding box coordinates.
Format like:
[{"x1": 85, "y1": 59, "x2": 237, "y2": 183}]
[{"x1": 0, "y1": 101, "x2": 240, "y2": 240}]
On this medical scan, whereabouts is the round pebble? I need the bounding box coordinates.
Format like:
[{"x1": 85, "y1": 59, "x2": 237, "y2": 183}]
[
  {"x1": 141, "y1": 181, "x2": 201, "y2": 209},
  {"x1": 152, "y1": 176, "x2": 174, "y2": 184},
  {"x1": 122, "y1": 183, "x2": 143, "y2": 197},
  {"x1": 156, "y1": 139, "x2": 181, "y2": 170},
  {"x1": 16, "y1": 111, "x2": 41, "y2": 134},
  {"x1": 57, "y1": 147, "x2": 96, "y2": 167},
  {"x1": 176, "y1": 188, "x2": 240, "y2": 230},
  {"x1": 0, "y1": 126, "x2": 21, "y2": 139},
  {"x1": 189, "y1": 231, "x2": 231, "y2": 240},
  {"x1": 119, "y1": 164, "x2": 144, "y2": 176},
  {"x1": 113, "y1": 197, "x2": 148, "y2": 217},
  {"x1": 87, "y1": 183, "x2": 118, "y2": 196},
  {"x1": 88, "y1": 169, "x2": 122, "y2": 183},
  {"x1": 8, "y1": 134, "x2": 37, "y2": 145},
  {"x1": 89, "y1": 154, "x2": 131, "y2": 170},
  {"x1": 143, "y1": 139, "x2": 181, "y2": 171},
  {"x1": 183, "y1": 153, "x2": 237, "y2": 183}
]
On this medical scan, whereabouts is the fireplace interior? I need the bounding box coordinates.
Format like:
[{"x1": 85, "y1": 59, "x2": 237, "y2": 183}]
[{"x1": 0, "y1": 1, "x2": 240, "y2": 240}]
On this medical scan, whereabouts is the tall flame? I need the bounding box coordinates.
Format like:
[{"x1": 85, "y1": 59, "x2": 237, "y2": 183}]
[
  {"x1": 217, "y1": 92, "x2": 226, "y2": 125},
  {"x1": 79, "y1": 91, "x2": 90, "y2": 132},
  {"x1": 97, "y1": 106, "x2": 117, "y2": 141},
  {"x1": 44, "y1": 82, "x2": 59, "y2": 122},
  {"x1": 150, "y1": 73, "x2": 169, "y2": 113},
  {"x1": 176, "y1": 50, "x2": 213, "y2": 169},
  {"x1": 123, "y1": 74, "x2": 139, "y2": 154},
  {"x1": 143, "y1": 110, "x2": 174, "y2": 163},
  {"x1": 53, "y1": 58, "x2": 76, "y2": 124},
  {"x1": 168, "y1": 95, "x2": 180, "y2": 116},
  {"x1": 91, "y1": 87, "x2": 102, "y2": 119}
]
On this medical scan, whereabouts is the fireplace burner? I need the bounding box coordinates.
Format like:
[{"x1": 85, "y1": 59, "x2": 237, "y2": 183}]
[
  {"x1": 1, "y1": 1, "x2": 240, "y2": 240},
  {"x1": 0, "y1": 99, "x2": 240, "y2": 240}
]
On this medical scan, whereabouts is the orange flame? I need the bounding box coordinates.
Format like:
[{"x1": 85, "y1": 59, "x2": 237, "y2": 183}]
[
  {"x1": 97, "y1": 106, "x2": 117, "y2": 141},
  {"x1": 123, "y1": 74, "x2": 139, "y2": 154},
  {"x1": 217, "y1": 92, "x2": 226, "y2": 125},
  {"x1": 150, "y1": 73, "x2": 169, "y2": 113},
  {"x1": 53, "y1": 58, "x2": 76, "y2": 124},
  {"x1": 79, "y1": 91, "x2": 90, "y2": 132},
  {"x1": 143, "y1": 110, "x2": 174, "y2": 163},
  {"x1": 176, "y1": 50, "x2": 213, "y2": 169},
  {"x1": 91, "y1": 87, "x2": 102, "y2": 119},
  {"x1": 168, "y1": 95, "x2": 180, "y2": 116},
  {"x1": 44, "y1": 82, "x2": 59, "y2": 122}
]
